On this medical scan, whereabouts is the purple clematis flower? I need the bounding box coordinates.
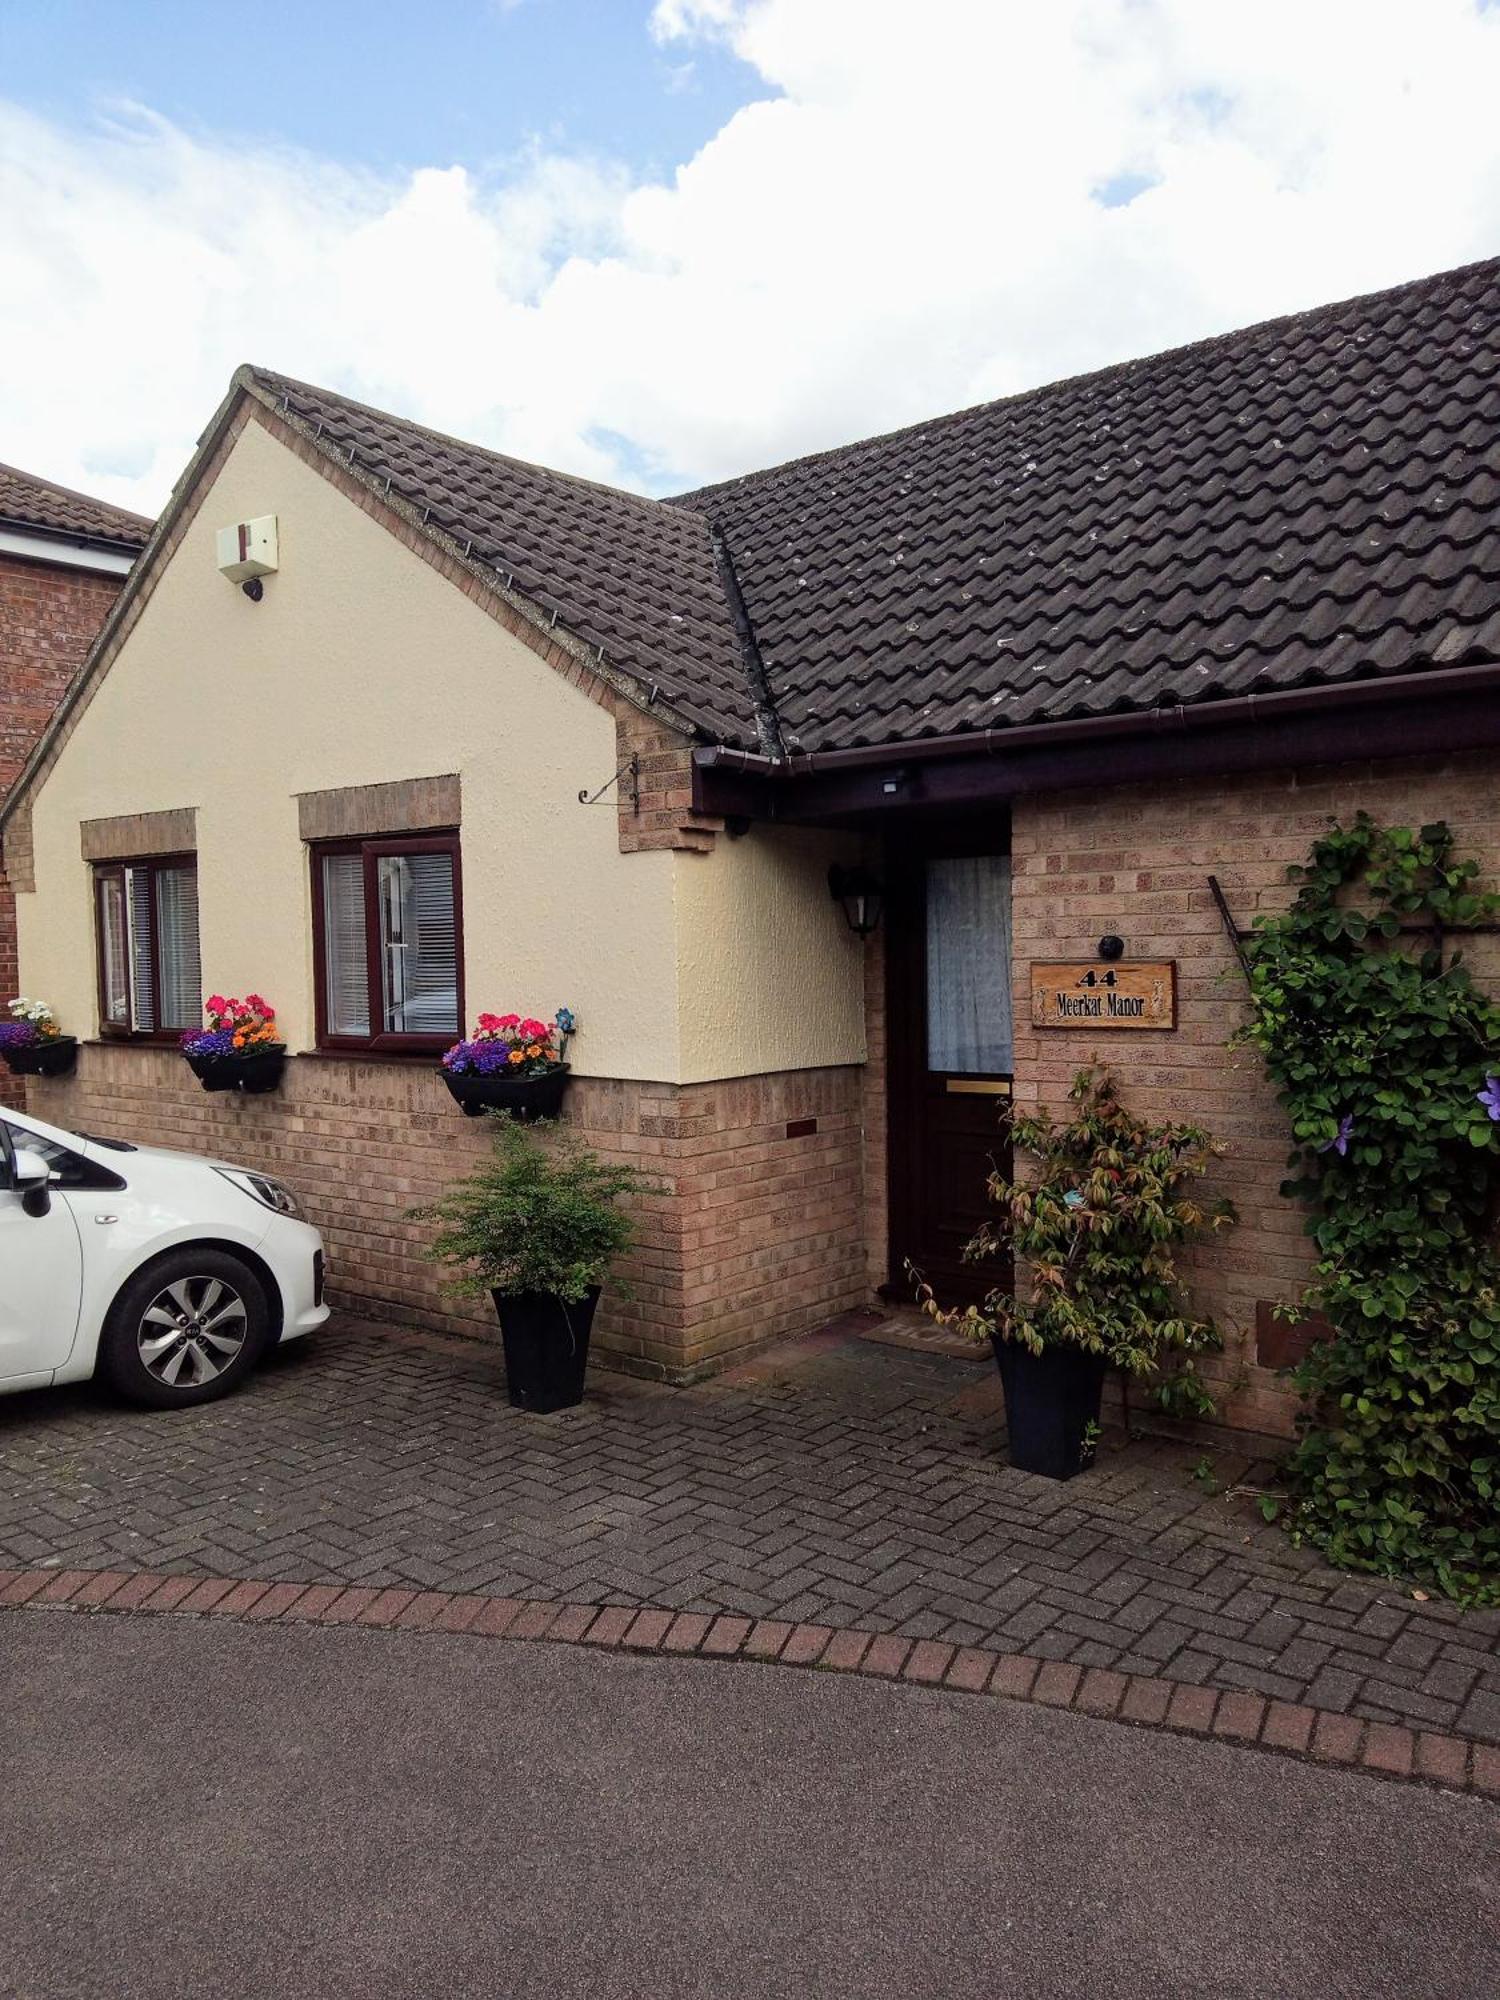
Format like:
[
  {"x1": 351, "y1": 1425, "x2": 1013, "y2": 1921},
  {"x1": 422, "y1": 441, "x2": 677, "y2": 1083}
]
[
  {"x1": 1318, "y1": 1114, "x2": 1355, "y2": 1158},
  {"x1": 1478, "y1": 1076, "x2": 1500, "y2": 1123}
]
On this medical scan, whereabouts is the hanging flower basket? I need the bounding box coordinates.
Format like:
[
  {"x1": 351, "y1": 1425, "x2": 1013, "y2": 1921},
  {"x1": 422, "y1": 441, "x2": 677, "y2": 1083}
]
[
  {"x1": 440, "y1": 1009, "x2": 575, "y2": 1122},
  {"x1": 0, "y1": 1000, "x2": 77, "y2": 1077},
  {"x1": 182, "y1": 994, "x2": 287, "y2": 1096},
  {"x1": 183, "y1": 1046, "x2": 287, "y2": 1095},
  {"x1": 443, "y1": 1064, "x2": 571, "y2": 1121},
  {"x1": 0, "y1": 1032, "x2": 78, "y2": 1078}
]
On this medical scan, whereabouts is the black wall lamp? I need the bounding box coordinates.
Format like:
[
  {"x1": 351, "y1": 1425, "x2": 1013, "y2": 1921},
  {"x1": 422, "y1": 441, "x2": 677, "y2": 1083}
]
[{"x1": 829, "y1": 863, "x2": 884, "y2": 938}]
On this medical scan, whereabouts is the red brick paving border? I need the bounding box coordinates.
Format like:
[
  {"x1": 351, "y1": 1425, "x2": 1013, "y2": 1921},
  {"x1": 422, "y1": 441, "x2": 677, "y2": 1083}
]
[{"x1": 2, "y1": 1567, "x2": 1494, "y2": 1802}]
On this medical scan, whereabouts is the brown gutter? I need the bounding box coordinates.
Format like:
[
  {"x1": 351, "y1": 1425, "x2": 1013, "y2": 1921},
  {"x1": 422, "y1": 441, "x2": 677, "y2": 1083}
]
[{"x1": 693, "y1": 658, "x2": 1500, "y2": 780}]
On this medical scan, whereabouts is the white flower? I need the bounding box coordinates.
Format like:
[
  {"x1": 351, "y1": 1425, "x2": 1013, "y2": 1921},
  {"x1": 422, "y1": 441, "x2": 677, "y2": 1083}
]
[{"x1": 9, "y1": 997, "x2": 56, "y2": 1029}]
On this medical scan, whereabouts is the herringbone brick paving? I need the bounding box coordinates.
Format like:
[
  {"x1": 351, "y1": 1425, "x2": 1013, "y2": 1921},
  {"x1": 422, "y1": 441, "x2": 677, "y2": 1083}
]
[{"x1": 2, "y1": 1314, "x2": 1496, "y2": 1744}]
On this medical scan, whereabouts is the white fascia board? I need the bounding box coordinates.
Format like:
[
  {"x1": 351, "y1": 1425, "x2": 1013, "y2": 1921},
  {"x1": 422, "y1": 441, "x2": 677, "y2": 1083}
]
[{"x1": 0, "y1": 526, "x2": 137, "y2": 575}]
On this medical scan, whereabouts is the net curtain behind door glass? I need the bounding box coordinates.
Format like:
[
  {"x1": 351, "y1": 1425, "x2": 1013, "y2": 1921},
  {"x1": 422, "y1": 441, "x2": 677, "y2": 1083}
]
[{"x1": 925, "y1": 855, "x2": 1013, "y2": 1074}]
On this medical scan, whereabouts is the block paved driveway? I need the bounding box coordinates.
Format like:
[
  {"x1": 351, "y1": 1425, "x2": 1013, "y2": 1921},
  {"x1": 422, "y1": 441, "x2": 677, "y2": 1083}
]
[{"x1": 2, "y1": 1312, "x2": 1497, "y2": 1744}]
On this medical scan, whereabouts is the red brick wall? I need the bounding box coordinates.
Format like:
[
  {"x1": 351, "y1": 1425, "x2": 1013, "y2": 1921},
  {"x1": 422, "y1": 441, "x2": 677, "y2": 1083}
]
[
  {"x1": 1009, "y1": 750, "x2": 1500, "y2": 1437},
  {"x1": 861, "y1": 913, "x2": 889, "y2": 1294},
  {"x1": 0, "y1": 554, "x2": 127, "y2": 1103},
  {"x1": 24, "y1": 1047, "x2": 869, "y2": 1380}
]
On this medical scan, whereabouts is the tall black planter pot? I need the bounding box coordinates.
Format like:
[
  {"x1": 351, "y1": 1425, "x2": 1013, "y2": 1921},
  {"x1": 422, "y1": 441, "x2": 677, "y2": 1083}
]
[
  {"x1": 992, "y1": 1337, "x2": 1106, "y2": 1480},
  {"x1": 2, "y1": 1035, "x2": 78, "y2": 1079},
  {"x1": 491, "y1": 1286, "x2": 600, "y2": 1413},
  {"x1": 442, "y1": 1064, "x2": 571, "y2": 1121},
  {"x1": 184, "y1": 1046, "x2": 287, "y2": 1095}
]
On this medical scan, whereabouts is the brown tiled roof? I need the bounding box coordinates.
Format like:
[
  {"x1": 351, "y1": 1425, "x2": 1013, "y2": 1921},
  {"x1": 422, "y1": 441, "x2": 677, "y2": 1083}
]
[
  {"x1": 675, "y1": 254, "x2": 1500, "y2": 754},
  {"x1": 243, "y1": 368, "x2": 765, "y2": 747},
  {"x1": 243, "y1": 256, "x2": 1500, "y2": 758},
  {"x1": 0, "y1": 461, "x2": 151, "y2": 548}
]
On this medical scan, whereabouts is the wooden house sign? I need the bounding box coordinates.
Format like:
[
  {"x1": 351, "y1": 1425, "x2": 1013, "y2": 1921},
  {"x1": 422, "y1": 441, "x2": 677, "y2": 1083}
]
[{"x1": 1030, "y1": 961, "x2": 1177, "y2": 1031}]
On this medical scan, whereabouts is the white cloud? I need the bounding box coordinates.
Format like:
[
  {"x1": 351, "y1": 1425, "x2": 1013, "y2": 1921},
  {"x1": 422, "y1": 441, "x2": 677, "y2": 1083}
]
[{"x1": 3, "y1": 0, "x2": 1500, "y2": 516}]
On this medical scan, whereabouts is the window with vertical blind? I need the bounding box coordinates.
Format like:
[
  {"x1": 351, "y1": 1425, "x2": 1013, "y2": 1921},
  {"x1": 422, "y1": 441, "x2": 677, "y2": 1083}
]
[
  {"x1": 310, "y1": 833, "x2": 462, "y2": 1052},
  {"x1": 93, "y1": 857, "x2": 201, "y2": 1038}
]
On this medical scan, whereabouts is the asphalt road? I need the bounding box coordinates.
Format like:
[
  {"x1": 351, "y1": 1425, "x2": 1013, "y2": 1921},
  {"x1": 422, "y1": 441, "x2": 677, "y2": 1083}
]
[{"x1": 2, "y1": 1612, "x2": 1495, "y2": 2000}]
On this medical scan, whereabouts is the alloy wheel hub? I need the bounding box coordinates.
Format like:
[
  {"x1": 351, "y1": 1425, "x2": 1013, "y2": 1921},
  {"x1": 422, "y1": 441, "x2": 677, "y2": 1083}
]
[{"x1": 137, "y1": 1277, "x2": 248, "y2": 1387}]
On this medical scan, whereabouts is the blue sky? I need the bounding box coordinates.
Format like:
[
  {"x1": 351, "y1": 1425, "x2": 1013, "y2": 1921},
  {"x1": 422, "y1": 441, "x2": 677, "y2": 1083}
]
[
  {"x1": 0, "y1": 0, "x2": 761, "y2": 179},
  {"x1": 4, "y1": 1, "x2": 1500, "y2": 514}
]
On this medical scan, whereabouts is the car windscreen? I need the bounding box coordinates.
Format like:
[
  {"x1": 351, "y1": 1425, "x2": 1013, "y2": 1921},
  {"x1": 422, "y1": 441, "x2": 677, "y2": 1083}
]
[{"x1": 0, "y1": 1119, "x2": 127, "y2": 1192}]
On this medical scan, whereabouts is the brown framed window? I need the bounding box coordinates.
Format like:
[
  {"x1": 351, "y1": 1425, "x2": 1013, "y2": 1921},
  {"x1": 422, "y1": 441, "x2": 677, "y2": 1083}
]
[
  {"x1": 93, "y1": 855, "x2": 202, "y2": 1039},
  {"x1": 310, "y1": 832, "x2": 462, "y2": 1053}
]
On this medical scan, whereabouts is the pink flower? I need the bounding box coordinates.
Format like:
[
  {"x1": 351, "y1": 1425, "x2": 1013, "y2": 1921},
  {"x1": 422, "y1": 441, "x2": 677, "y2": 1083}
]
[
  {"x1": 519, "y1": 1017, "x2": 548, "y2": 1041},
  {"x1": 476, "y1": 1013, "x2": 503, "y2": 1033},
  {"x1": 497, "y1": 1014, "x2": 521, "y2": 1030},
  {"x1": 206, "y1": 995, "x2": 227, "y2": 1015}
]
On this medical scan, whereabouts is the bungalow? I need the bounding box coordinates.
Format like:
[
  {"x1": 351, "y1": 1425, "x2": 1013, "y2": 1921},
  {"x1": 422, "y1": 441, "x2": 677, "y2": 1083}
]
[{"x1": 5, "y1": 254, "x2": 1499, "y2": 1438}]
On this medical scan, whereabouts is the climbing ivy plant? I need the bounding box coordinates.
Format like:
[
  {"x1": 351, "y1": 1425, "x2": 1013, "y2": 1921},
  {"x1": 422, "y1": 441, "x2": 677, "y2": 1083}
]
[{"x1": 1238, "y1": 814, "x2": 1500, "y2": 1602}]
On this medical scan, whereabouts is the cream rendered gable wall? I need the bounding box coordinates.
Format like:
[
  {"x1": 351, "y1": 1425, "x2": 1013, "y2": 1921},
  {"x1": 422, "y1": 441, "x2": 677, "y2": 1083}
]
[
  {"x1": 16, "y1": 411, "x2": 868, "y2": 1086},
  {"x1": 17, "y1": 416, "x2": 684, "y2": 1079}
]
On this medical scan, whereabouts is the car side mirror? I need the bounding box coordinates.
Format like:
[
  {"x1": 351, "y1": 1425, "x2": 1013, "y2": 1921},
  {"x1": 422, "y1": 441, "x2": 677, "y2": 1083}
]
[{"x1": 11, "y1": 1147, "x2": 54, "y2": 1218}]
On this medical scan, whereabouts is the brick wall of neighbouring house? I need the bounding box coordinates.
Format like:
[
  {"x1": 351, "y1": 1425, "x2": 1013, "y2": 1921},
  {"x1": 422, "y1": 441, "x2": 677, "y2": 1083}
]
[
  {"x1": 0, "y1": 555, "x2": 129, "y2": 1105},
  {"x1": 861, "y1": 917, "x2": 889, "y2": 1296},
  {"x1": 23, "y1": 1047, "x2": 868, "y2": 1380},
  {"x1": 1008, "y1": 749, "x2": 1500, "y2": 1437}
]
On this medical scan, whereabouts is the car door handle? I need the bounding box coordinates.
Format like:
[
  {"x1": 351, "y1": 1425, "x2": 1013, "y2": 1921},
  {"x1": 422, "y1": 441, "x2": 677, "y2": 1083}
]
[{"x1": 93, "y1": 1215, "x2": 118, "y2": 1225}]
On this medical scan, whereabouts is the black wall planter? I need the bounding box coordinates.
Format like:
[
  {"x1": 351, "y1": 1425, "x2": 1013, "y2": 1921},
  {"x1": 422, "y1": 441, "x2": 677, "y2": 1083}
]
[
  {"x1": 2, "y1": 1035, "x2": 78, "y2": 1079},
  {"x1": 992, "y1": 1337, "x2": 1106, "y2": 1480},
  {"x1": 184, "y1": 1046, "x2": 287, "y2": 1095},
  {"x1": 491, "y1": 1285, "x2": 600, "y2": 1412},
  {"x1": 442, "y1": 1064, "x2": 571, "y2": 1122}
]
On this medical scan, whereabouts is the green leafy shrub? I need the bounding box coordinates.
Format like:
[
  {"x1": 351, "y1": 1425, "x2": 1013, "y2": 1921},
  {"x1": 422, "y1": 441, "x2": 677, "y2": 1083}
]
[
  {"x1": 918, "y1": 1064, "x2": 1235, "y2": 1418},
  {"x1": 412, "y1": 1116, "x2": 648, "y2": 1302},
  {"x1": 1239, "y1": 814, "x2": 1500, "y2": 1602}
]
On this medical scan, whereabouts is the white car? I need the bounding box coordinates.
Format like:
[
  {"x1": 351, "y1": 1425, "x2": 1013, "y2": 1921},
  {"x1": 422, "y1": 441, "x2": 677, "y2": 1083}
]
[{"x1": 1, "y1": 1101, "x2": 329, "y2": 1408}]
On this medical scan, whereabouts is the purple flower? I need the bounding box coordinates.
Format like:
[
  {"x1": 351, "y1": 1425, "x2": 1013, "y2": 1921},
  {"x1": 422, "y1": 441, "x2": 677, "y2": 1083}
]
[
  {"x1": 181, "y1": 1028, "x2": 236, "y2": 1057},
  {"x1": 0, "y1": 1020, "x2": 38, "y2": 1050},
  {"x1": 1318, "y1": 1114, "x2": 1355, "y2": 1158},
  {"x1": 1478, "y1": 1076, "x2": 1500, "y2": 1123},
  {"x1": 445, "y1": 1038, "x2": 510, "y2": 1076},
  {"x1": 443, "y1": 1034, "x2": 559, "y2": 1078}
]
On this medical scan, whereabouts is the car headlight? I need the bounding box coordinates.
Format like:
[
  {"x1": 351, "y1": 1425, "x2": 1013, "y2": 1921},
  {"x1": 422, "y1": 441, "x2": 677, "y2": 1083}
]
[{"x1": 216, "y1": 1167, "x2": 306, "y2": 1219}]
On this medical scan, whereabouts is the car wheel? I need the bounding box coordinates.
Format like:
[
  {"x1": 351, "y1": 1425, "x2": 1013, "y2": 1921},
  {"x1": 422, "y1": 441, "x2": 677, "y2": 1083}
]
[{"x1": 99, "y1": 1250, "x2": 270, "y2": 1408}]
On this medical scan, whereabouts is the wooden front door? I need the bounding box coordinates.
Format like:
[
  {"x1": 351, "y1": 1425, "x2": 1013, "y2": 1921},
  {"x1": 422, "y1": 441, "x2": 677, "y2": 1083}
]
[{"x1": 886, "y1": 836, "x2": 1014, "y2": 1307}]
